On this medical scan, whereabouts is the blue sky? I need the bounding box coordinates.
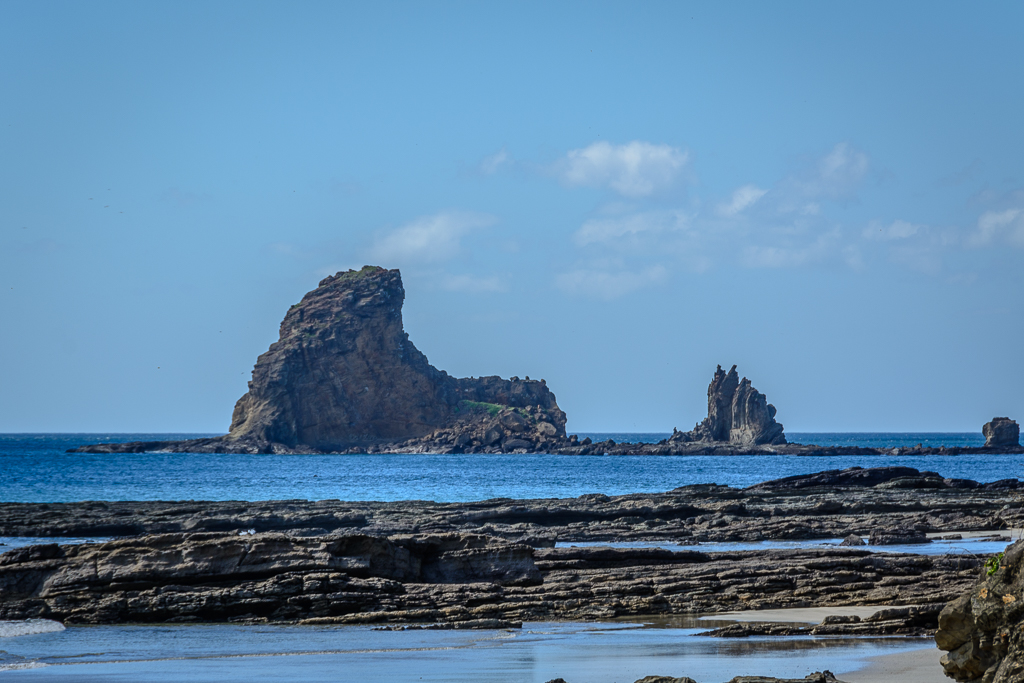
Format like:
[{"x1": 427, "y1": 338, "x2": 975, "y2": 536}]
[{"x1": 2, "y1": 1, "x2": 1022, "y2": 433}]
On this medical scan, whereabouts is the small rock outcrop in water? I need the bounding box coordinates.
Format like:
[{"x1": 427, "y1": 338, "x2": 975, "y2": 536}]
[
  {"x1": 936, "y1": 539, "x2": 1024, "y2": 682},
  {"x1": 674, "y1": 364, "x2": 786, "y2": 446},
  {"x1": 984, "y1": 417, "x2": 1021, "y2": 448}
]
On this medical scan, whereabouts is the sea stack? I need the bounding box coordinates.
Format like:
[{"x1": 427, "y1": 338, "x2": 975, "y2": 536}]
[
  {"x1": 983, "y1": 417, "x2": 1021, "y2": 448},
  {"x1": 225, "y1": 266, "x2": 566, "y2": 452},
  {"x1": 675, "y1": 364, "x2": 786, "y2": 446}
]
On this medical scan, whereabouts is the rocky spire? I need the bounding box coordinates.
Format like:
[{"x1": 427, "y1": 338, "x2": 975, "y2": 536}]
[{"x1": 687, "y1": 364, "x2": 786, "y2": 446}]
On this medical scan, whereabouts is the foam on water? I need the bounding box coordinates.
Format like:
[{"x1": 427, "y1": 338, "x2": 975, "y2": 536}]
[{"x1": 0, "y1": 619, "x2": 65, "y2": 638}]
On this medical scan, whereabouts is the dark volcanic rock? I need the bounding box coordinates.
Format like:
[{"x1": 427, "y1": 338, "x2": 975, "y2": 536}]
[
  {"x1": 72, "y1": 267, "x2": 566, "y2": 454},
  {"x1": 936, "y1": 539, "x2": 1024, "y2": 682},
  {"x1": 5, "y1": 469, "x2": 1021, "y2": 627},
  {"x1": 746, "y1": 466, "x2": 943, "y2": 490},
  {"x1": 227, "y1": 266, "x2": 565, "y2": 451},
  {"x1": 680, "y1": 364, "x2": 786, "y2": 446},
  {"x1": 0, "y1": 533, "x2": 983, "y2": 626},
  {"x1": 868, "y1": 528, "x2": 930, "y2": 546},
  {"x1": 984, "y1": 417, "x2": 1021, "y2": 449}
]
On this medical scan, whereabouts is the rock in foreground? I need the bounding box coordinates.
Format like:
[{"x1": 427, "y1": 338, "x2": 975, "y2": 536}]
[{"x1": 936, "y1": 539, "x2": 1024, "y2": 682}]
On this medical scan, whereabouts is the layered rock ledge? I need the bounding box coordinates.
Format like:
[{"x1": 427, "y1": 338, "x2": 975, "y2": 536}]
[{"x1": 1, "y1": 467, "x2": 1018, "y2": 630}]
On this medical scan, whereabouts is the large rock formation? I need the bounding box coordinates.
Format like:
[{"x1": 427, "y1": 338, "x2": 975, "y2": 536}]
[
  {"x1": 225, "y1": 266, "x2": 565, "y2": 451},
  {"x1": 984, "y1": 417, "x2": 1021, "y2": 449},
  {"x1": 72, "y1": 267, "x2": 565, "y2": 454},
  {"x1": 675, "y1": 364, "x2": 786, "y2": 446},
  {"x1": 936, "y1": 539, "x2": 1024, "y2": 682}
]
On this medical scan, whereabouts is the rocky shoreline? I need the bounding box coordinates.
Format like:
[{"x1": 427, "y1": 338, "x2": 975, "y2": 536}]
[{"x1": 1, "y1": 467, "x2": 1018, "y2": 637}]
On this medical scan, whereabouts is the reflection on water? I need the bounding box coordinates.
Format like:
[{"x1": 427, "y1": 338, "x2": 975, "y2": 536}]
[{"x1": 0, "y1": 621, "x2": 938, "y2": 683}]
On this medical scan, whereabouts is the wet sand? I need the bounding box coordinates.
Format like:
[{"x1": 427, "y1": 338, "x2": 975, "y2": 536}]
[{"x1": 838, "y1": 645, "x2": 945, "y2": 683}]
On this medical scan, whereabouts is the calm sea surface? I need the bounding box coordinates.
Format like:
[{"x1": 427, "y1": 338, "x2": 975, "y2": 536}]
[
  {"x1": 0, "y1": 621, "x2": 936, "y2": 682},
  {"x1": 0, "y1": 433, "x2": 1017, "y2": 503}
]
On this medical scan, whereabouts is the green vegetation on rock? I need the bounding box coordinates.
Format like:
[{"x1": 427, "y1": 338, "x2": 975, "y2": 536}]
[{"x1": 457, "y1": 400, "x2": 504, "y2": 417}]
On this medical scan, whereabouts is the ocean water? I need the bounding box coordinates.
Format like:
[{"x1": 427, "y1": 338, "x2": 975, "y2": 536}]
[
  {"x1": 0, "y1": 433, "x2": 1019, "y2": 503},
  {"x1": 0, "y1": 621, "x2": 937, "y2": 683}
]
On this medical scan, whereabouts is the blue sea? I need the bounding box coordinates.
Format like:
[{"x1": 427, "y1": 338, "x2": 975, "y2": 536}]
[{"x1": 0, "y1": 432, "x2": 1016, "y2": 503}]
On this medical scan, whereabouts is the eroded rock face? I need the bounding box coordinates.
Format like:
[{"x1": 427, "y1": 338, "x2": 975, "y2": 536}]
[
  {"x1": 221, "y1": 266, "x2": 565, "y2": 451},
  {"x1": 936, "y1": 539, "x2": 1024, "y2": 682},
  {"x1": 984, "y1": 418, "x2": 1021, "y2": 449},
  {"x1": 678, "y1": 365, "x2": 786, "y2": 446}
]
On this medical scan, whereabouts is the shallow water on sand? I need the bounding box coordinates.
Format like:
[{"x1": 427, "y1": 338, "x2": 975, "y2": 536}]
[
  {"x1": 1, "y1": 434, "x2": 1020, "y2": 503},
  {"x1": 0, "y1": 621, "x2": 937, "y2": 683}
]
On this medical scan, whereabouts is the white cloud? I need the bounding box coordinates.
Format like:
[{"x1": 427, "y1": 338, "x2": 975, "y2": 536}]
[
  {"x1": 719, "y1": 185, "x2": 767, "y2": 216},
  {"x1": 555, "y1": 264, "x2": 667, "y2": 299},
  {"x1": 558, "y1": 141, "x2": 688, "y2": 197},
  {"x1": 788, "y1": 143, "x2": 869, "y2": 203},
  {"x1": 479, "y1": 148, "x2": 509, "y2": 175},
  {"x1": 573, "y1": 210, "x2": 688, "y2": 246},
  {"x1": 440, "y1": 273, "x2": 506, "y2": 293},
  {"x1": 967, "y1": 208, "x2": 1024, "y2": 247},
  {"x1": 368, "y1": 211, "x2": 495, "y2": 265},
  {"x1": 817, "y1": 143, "x2": 869, "y2": 194},
  {"x1": 863, "y1": 219, "x2": 921, "y2": 241},
  {"x1": 742, "y1": 230, "x2": 840, "y2": 268}
]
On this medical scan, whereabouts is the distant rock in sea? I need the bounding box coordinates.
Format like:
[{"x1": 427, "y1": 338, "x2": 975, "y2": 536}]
[
  {"x1": 983, "y1": 417, "x2": 1020, "y2": 448},
  {"x1": 225, "y1": 266, "x2": 566, "y2": 452},
  {"x1": 67, "y1": 268, "x2": 1024, "y2": 456},
  {"x1": 673, "y1": 364, "x2": 786, "y2": 446}
]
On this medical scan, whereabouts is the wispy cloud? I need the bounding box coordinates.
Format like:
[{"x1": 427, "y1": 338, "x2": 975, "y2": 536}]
[
  {"x1": 863, "y1": 219, "x2": 921, "y2": 241},
  {"x1": 555, "y1": 264, "x2": 667, "y2": 299},
  {"x1": 573, "y1": 210, "x2": 688, "y2": 246},
  {"x1": 718, "y1": 185, "x2": 767, "y2": 216},
  {"x1": 742, "y1": 230, "x2": 841, "y2": 268},
  {"x1": 479, "y1": 148, "x2": 510, "y2": 175},
  {"x1": 966, "y1": 208, "x2": 1024, "y2": 247},
  {"x1": 557, "y1": 141, "x2": 688, "y2": 197},
  {"x1": 440, "y1": 273, "x2": 507, "y2": 293},
  {"x1": 786, "y1": 143, "x2": 869, "y2": 204},
  {"x1": 368, "y1": 211, "x2": 496, "y2": 265}
]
